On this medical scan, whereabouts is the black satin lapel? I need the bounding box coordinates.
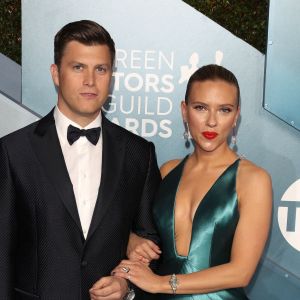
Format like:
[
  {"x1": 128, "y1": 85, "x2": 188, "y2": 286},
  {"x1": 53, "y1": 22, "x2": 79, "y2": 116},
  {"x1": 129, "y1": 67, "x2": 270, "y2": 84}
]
[
  {"x1": 86, "y1": 116, "x2": 125, "y2": 241},
  {"x1": 30, "y1": 111, "x2": 82, "y2": 232}
]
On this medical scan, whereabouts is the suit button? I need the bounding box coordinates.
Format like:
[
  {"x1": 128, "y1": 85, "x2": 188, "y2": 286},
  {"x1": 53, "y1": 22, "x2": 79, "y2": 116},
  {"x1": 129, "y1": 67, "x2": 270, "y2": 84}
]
[{"x1": 81, "y1": 260, "x2": 88, "y2": 267}]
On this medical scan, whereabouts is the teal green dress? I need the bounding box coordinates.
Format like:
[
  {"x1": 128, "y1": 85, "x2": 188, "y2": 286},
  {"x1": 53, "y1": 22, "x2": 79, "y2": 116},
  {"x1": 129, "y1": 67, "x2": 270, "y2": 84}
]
[{"x1": 152, "y1": 156, "x2": 248, "y2": 299}]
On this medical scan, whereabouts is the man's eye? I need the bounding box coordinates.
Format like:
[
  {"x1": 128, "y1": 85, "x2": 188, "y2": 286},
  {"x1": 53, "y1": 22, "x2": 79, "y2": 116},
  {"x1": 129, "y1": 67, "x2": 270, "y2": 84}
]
[
  {"x1": 96, "y1": 66, "x2": 108, "y2": 73},
  {"x1": 194, "y1": 105, "x2": 206, "y2": 111},
  {"x1": 73, "y1": 65, "x2": 83, "y2": 71}
]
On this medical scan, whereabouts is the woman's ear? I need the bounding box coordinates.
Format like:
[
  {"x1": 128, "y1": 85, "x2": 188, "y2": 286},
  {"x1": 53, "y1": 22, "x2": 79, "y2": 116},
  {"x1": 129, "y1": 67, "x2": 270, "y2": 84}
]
[
  {"x1": 181, "y1": 100, "x2": 188, "y2": 122},
  {"x1": 233, "y1": 106, "x2": 241, "y2": 127}
]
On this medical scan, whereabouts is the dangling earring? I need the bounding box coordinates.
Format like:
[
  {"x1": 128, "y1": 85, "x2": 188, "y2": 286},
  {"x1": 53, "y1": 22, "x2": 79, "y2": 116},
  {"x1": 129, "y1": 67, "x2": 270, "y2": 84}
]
[
  {"x1": 183, "y1": 121, "x2": 190, "y2": 141},
  {"x1": 183, "y1": 121, "x2": 192, "y2": 140},
  {"x1": 231, "y1": 127, "x2": 236, "y2": 145},
  {"x1": 183, "y1": 121, "x2": 191, "y2": 148},
  {"x1": 231, "y1": 126, "x2": 237, "y2": 150}
]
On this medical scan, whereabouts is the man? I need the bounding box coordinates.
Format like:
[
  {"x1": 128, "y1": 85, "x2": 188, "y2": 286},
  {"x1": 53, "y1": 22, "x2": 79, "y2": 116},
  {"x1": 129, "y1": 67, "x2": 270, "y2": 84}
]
[{"x1": 0, "y1": 20, "x2": 160, "y2": 299}]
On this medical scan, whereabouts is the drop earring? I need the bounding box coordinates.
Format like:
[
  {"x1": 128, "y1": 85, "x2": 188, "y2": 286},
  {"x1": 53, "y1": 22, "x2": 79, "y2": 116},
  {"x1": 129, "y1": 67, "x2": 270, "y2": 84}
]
[
  {"x1": 183, "y1": 121, "x2": 190, "y2": 141},
  {"x1": 231, "y1": 127, "x2": 236, "y2": 145},
  {"x1": 183, "y1": 121, "x2": 191, "y2": 147},
  {"x1": 231, "y1": 126, "x2": 237, "y2": 150}
]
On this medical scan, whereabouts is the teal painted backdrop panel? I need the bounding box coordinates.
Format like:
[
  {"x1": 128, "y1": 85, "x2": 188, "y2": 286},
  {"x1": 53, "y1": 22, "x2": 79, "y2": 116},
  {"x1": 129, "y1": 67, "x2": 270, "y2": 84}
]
[
  {"x1": 264, "y1": 0, "x2": 300, "y2": 130},
  {"x1": 18, "y1": 1, "x2": 300, "y2": 298}
]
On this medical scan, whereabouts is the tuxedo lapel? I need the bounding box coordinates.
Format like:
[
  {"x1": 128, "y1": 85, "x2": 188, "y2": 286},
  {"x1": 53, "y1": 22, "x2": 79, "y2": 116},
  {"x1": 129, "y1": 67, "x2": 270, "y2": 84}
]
[
  {"x1": 86, "y1": 115, "x2": 125, "y2": 242},
  {"x1": 30, "y1": 110, "x2": 82, "y2": 233}
]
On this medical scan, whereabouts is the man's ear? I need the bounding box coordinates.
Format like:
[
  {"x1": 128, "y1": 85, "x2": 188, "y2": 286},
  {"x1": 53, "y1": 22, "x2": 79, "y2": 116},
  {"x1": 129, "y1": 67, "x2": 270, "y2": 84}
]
[{"x1": 50, "y1": 64, "x2": 59, "y2": 87}]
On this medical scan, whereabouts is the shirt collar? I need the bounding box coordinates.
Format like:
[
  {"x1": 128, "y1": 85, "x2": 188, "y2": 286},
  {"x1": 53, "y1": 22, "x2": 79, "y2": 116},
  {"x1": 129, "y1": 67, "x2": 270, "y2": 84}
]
[{"x1": 54, "y1": 106, "x2": 102, "y2": 143}]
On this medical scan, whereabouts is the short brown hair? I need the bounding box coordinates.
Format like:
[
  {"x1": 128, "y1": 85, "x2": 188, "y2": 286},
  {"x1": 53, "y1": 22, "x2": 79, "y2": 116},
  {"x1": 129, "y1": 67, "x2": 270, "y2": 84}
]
[{"x1": 54, "y1": 20, "x2": 115, "y2": 67}]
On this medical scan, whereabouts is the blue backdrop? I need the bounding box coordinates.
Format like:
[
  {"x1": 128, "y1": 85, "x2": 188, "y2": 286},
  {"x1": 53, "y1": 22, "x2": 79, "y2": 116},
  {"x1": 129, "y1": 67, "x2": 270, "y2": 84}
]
[
  {"x1": 264, "y1": 0, "x2": 300, "y2": 131},
  {"x1": 0, "y1": 1, "x2": 299, "y2": 298}
]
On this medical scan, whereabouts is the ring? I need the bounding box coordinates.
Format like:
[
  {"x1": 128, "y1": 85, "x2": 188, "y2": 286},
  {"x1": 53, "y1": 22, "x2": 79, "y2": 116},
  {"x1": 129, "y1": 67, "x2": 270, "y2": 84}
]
[{"x1": 121, "y1": 266, "x2": 130, "y2": 273}]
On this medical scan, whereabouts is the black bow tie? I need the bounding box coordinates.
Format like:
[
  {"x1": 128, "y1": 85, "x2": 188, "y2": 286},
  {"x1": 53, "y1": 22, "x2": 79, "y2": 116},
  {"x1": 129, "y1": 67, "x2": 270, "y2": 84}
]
[{"x1": 67, "y1": 125, "x2": 101, "y2": 145}]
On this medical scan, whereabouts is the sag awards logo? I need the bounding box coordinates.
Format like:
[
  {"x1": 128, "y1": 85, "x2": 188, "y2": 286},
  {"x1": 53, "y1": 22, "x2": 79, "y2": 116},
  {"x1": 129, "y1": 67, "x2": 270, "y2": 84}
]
[
  {"x1": 278, "y1": 179, "x2": 300, "y2": 251},
  {"x1": 103, "y1": 48, "x2": 224, "y2": 139}
]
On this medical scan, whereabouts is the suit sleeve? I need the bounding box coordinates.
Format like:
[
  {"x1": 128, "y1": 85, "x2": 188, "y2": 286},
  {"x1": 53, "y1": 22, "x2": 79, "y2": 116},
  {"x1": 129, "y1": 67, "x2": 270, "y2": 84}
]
[
  {"x1": 132, "y1": 142, "x2": 161, "y2": 245},
  {"x1": 0, "y1": 140, "x2": 17, "y2": 297}
]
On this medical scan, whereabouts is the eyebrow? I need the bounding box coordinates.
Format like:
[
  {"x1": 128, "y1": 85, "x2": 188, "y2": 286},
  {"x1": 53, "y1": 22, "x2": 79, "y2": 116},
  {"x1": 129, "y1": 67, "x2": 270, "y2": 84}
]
[
  {"x1": 189, "y1": 100, "x2": 235, "y2": 107},
  {"x1": 68, "y1": 61, "x2": 110, "y2": 66},
  {"x1": 95, "y1": 63, "x2": 111, "y2": 67},
  {"x1": 68, "y1": 61, "x2": 85, "y2": 67},
  {"x1": 218, "y1": 103, "x2": 235, "y2": 107}
]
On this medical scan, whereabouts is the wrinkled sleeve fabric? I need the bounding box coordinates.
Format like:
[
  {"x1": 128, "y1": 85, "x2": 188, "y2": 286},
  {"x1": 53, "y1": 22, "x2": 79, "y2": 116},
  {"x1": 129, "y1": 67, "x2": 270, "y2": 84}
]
[{"x1": 132, "y1": 141, "x2": 161, "y2": 245}]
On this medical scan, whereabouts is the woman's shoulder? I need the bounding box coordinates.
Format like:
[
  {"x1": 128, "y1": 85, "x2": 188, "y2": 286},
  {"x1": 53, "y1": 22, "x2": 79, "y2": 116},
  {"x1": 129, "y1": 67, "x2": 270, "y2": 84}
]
[
  {"x1": 160, "y1": 159, "x2": 182, "y2": 179},
  {"x1": 238, "y1": 158, "x2": 271, "y2": 181},
  {"x1": 237, "y1": 158, "x2": 272, "y2": 197}
]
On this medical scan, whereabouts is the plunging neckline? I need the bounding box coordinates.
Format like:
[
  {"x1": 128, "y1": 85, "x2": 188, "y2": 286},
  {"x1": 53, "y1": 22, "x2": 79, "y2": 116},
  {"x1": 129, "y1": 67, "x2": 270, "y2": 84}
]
[{"x1": 172, "y1": 156, "x2": 240, "y2": 258}]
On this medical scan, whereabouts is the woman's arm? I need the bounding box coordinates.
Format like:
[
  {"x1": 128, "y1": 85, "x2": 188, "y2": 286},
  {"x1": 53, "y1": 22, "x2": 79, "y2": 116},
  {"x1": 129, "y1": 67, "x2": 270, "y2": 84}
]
[{"x1": 114, "y1": 160, "x2": 272, "y2": 294}]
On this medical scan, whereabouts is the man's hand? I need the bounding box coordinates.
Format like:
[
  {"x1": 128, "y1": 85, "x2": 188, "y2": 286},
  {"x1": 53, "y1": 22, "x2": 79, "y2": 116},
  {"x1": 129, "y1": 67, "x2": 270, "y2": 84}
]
[
  {"x1": 89, "y1": 276, "x2": 128, "y2": 300},
  {"x1": 127, "y1": 233, "x2": 161, "y2": 265}
]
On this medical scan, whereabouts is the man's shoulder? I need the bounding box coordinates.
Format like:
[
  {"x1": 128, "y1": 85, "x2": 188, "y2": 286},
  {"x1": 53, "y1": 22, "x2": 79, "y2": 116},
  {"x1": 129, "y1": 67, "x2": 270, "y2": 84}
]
[
  {"x1": 103, "y1": 116, "x2": 150, "y2": 146},
  {"x1": 1, "y1": 109, "x2": 54, "y2": 145},
  {"x1": 0, "y1": 120, "x2": 39, "y2": 145}
]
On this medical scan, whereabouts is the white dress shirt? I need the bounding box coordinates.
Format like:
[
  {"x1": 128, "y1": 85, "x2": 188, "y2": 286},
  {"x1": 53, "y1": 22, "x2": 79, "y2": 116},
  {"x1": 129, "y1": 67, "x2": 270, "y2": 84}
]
[{"x1": 54, "y1": 107, "x2": 102, "y2": 238}]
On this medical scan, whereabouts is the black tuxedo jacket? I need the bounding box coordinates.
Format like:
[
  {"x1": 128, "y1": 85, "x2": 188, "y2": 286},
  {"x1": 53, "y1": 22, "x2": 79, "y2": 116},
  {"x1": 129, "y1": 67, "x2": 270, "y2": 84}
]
[{"x1": 0, "y1": 110, "x2": 161, "y2": 299}]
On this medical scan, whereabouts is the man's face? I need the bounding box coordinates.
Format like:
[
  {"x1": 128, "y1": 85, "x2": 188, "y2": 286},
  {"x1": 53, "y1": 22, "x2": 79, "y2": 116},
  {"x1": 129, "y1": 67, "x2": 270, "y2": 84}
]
[{"x1": 51, "y1": 41, "x2": 112, "y2": 126}]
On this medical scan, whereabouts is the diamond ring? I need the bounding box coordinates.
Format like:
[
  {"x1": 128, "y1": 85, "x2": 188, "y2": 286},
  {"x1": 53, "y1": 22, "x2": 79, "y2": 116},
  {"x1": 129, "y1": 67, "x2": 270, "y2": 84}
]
[{"x1": 121, "y1": 266, "x2": 130, "y2": 273}]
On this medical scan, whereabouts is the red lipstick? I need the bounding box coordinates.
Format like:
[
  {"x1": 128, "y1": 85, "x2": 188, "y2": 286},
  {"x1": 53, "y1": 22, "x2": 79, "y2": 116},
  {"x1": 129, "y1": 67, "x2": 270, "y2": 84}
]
[{"x1": 202, "y1": 131, "x2": 218, "y2": 140}]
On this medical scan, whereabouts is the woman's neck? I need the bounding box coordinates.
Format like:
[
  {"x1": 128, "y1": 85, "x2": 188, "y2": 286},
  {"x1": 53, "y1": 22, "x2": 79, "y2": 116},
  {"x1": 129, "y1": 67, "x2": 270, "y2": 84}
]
[{"x1": 191, "y1": 144, "x2": 238, "y2": 167}]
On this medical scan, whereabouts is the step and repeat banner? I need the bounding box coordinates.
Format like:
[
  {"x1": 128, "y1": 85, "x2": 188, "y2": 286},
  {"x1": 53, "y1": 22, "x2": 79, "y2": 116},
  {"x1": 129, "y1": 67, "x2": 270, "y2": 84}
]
[{"x1": 17, "y1": 0, "x2": 300, "y2": 298}]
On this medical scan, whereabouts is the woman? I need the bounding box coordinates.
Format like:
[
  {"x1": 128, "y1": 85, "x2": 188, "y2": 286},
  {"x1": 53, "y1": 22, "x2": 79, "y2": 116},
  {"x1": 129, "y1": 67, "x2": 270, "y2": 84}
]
[{"x1": 114, "y1": 64, "x2": 272, "y2": 299}]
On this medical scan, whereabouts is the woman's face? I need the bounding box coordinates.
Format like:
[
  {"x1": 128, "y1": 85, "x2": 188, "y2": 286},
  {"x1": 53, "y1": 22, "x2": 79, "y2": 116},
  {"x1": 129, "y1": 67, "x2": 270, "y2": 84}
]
[{"x1": 182, "y1": 79, "x2": 240, "y2": 153}]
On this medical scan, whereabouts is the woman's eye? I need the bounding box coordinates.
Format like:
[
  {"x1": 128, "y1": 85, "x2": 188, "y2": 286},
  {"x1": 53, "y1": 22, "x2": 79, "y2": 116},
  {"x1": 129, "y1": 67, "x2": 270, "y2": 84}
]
[{"x1": 220, "y1": 107, "x2": 232, "y2": 113}]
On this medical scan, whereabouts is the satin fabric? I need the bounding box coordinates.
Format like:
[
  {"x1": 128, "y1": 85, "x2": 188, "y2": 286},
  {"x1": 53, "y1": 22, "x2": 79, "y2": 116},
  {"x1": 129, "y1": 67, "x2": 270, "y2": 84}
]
[{"x1": 152, "y1": 156, "x2": 248, "y2": 299}]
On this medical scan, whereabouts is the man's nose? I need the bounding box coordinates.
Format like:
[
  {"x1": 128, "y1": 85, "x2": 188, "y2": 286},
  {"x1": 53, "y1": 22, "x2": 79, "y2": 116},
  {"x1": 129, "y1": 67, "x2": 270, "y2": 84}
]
[{"x1": 83, "y1": 70, "x2": 95, "y2": 86}]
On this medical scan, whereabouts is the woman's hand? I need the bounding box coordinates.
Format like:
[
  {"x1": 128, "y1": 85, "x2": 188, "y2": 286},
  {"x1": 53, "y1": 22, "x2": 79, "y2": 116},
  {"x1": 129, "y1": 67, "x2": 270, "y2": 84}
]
[
  {"x1": 127, "y1": 232, "x2": 161, "y2": 265},
  {"x1": 112, "y1": 259, "x2": 162, "y2": 293}
]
